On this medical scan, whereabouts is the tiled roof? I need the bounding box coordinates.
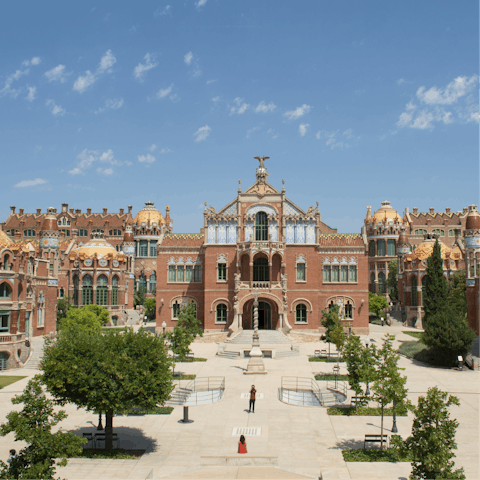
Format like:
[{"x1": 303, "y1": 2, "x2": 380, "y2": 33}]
[
  {"x1": 318, "y1": 233, "x2": 364, "y2": 246},
  {"x1": 162, "y1": 233, "x2": 204, "y2": 247}
]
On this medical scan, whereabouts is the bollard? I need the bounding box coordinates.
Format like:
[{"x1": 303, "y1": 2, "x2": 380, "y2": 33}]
[{"x1": 180, "y1": 406, "x2": 193, "y2": 424}]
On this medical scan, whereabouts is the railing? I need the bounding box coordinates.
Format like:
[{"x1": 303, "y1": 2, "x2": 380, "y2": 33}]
[
  {"x1": 175, "y1": 376, "x2": 225, "y2": 406},
  {"x1": 0, "y1": 359, "x2": 8, "y2": 370},
  {"x1": 0, "y1": 333, "x2": 25, "y2": 343},
  {"x1": 251, "y1": 281, "x2": 270, "y2": 289},
  {"x1": 280, "y1": 376, "x2": 323, "y2": 406},
  {"x1": 326, "y1": 379, "x2": 347, "y2": 398}
]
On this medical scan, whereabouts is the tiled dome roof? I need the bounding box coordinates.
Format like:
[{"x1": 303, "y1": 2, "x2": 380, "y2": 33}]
[
  {"x1": 372, "y1": 201, "x2": 402, "y2": 224},
  {"x1": 134, "y1": 201, "x2": 165, "y2": 225}
]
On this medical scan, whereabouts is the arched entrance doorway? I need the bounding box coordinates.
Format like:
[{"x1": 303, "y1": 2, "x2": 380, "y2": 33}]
[
  {"x1": 252, "y1": 301, "x2": 271, "y2": 330},
  {"x1": 242, "y1": 299, "x2": 276, "y2": 330}
]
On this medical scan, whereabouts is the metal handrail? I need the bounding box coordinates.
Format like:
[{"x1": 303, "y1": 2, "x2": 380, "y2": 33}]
[
  {"x1": 280, "y1": 376, "x2": 324, "y2": 406},
  {"x1": 173, "y1": 376, "x2": 225, "y2": 406},
  {"x1": 326, "y1": 379, "x2": 347, "y2": 397}
]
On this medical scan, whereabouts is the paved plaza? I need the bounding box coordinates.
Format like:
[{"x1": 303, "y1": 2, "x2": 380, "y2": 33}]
[{"x1": 0, "y1": 324, "x2": 478, "y2": 480}]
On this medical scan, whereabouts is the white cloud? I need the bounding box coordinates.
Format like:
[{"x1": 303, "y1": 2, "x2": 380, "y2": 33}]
[
  {"x1": 96, "y1": 167, "x2": 113, "y2": 175},
  {"x1": 73, "y1": 50, "x2": 117, "y2": 93},
  {"x1": 196, "y1": 0, "x2": 208, "y2": 7},
  {"x1": 46, "y1": 99, "x2": 65, "y2": 116},
  {"x1": 25, "y1": 86, "x2": 36, "y2": 102},
  {"x1": 159, "y1": 148, "x2": 171, "y2": 154},
  {"x1": 69, "y1": 148, "x2": 127, "y2": 175},
  {"x1": 212, "y1": 96, "x2": 220, "y2": 102},
  {"x1": 184, "y1": 52, "x2": 193, "y2": 66},
  {"x1": 138, "y1": 153, "x2": 156, "y2": 164},
  {"x1": 44, "y1": 64, "x2": 69, "y2": 83},
  {"x1": 22, "y1": 57, "x2": 41, "y2": 67},
  {"x1": 95, "y1": 98, "x2": 124, "y2": 114},
  {"x1": 206, "y1": 79, "x2": 217, "y2": 84},
  {"x1": 283, "y1": 104, "x2": 311, "y2": 120},
  {"x1": 154, "y1": 5, "x2": 171, "y2": 16},
  {"x1": 397, "y1": 78, "x2": 406, "y2": 85},
  {"x1": 246, "y1": 126, "x2": 261, "y2": 138},
  {"x1": 156, "y1": 84, "x2": 174, "y2": 99},
  {"x1": 316, "y1": 129, "x2": 355, "y2": 150},
  {"x1": 194, "y1": 125, "x2": 211, "y2": 142},
  {"x1": 255, "y1": 101, "x2": 276, "y2": 113},
  {"x1": 0, "y1": 68, "x2": 29, "y2": 98},
  {"x1": 149, "y1": 144, "x2": 157, "y2": 152},
  {"x1": 230, "y1": 97, "x2": 250, "y2": 115},
  {"x1": 416, "y1": 75, "x2": 477, "y2": 105},
  {"x1": 299, "y1": 123, "x2": 309, "y2": 136},
  {"x1": 14, "y1": 178, "x2": 47, "y2": 188},
  {"x1": 134, "y1": 53, "x2": 158, "y2": 81},
  {"x1": 343, "y1": 128, "x2": 354, "y2": 139}
]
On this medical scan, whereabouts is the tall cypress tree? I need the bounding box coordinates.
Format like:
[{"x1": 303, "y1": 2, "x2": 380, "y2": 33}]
[{"x1": 423, "y1": 238, "x2": 448, "y2": 327}]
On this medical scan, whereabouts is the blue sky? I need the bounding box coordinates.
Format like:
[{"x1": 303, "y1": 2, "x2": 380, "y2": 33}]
[{"x1": 1, "y1": 1, "x2": 478, "y2": 233}]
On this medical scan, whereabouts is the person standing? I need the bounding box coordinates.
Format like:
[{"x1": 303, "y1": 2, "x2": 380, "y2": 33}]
[
  {"x1": 248, "y1": 385, "x2": 256, "y2": 413},
  {"x1": 238, "y1": 435, "x2": 247, "y2": 454}
]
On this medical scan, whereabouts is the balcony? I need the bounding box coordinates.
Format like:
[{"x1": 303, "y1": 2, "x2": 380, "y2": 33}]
[
  {"x1": 0, "y1": 333, "x2": 25, "y2": 344},
  {"x1": 238, "y1": 281, "x2": 282, "y2": 290}
]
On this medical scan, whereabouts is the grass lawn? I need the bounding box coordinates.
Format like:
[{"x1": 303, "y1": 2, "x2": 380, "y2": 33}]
[
  {"x1": 73, "y1": 449, "x2": 145, "y2": 459},
  {"x1": 0, "y1": 376, "x2": 27, "y2": 388},
  {"x1": 125, "y1": 406, "x2": 173, "y2": 415},
  {"x1": 309, "y1": 357, "x2": 344, "y2": 363},
  {"x1": 327, "y1": 406, "x2": 408, "y2": 416},
  {"x1": 101, "y1": 327, "x2": 128, "y2": 333},
  {"x1": 402, "y1": 330, "x2": 423, "y2": 339},
  {"x1": 173, "y1": 374, "x2": 196, "y2": 380},
  {"x1": 172, "y1": 357, "x2": 207, "y2": 362},
  {"x1": 315, "y1": 374, "x2": 350, "y2": 381},
  {"x1": 342, "y1": 448, "x2": 412, "y2": 462},
  {"x1": 369, "y1": 318, "x2": 383, "y2": 325},
  {"x1": 397, "y1": 340, "x2": 449, "y2": 366}
]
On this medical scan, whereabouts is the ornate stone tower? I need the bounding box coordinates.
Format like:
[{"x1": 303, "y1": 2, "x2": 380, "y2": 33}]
[
  {"x1": 464, "y1": 205, "x2": 480, "y2": 335},
  {"x1": 39, "y1": 207, "x2": 60, "y2": 253}
]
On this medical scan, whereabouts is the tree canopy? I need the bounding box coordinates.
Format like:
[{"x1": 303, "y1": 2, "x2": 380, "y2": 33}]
[
  {"x1": 41, "y1": 327, "x2": 174, "y2": 450},
  {"x1": 144, "y1": 297, "x2": 156, "y2": 320},
  {"x1": 387, "y1": 259, "x2": 399, "y2": 303},
  {"x1": 448, "y1": 270, "x2": 467, "y2": 317},
  {"x1": 320, "y1": 305, "x2": 345, "y2": 357},
  {"x1": 57, "y1": 304, "x2": 109, "y2": 333},
  {"x1": 368, "y1": 292, "x2": 388, "y2": 317},
  {"x1": 0, "y1": 377, "x2": 85, "y2": 479}
]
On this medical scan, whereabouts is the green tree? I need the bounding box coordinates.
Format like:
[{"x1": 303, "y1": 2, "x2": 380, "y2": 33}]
[
  {"x1": 56, "y1": 296, "x2": 72, "y2": 322},
  {"x1": 0, "y1": 377, "x2": 85, "y2": 479},
  {"x1": 321, "y1": 305, "x2": 342, "y2": 358},
  {"x1": 41, "y1": 327, "x2": 174, "y2": 450},
  {"x1": 341, "y1": 335, "x2": 364, "y2": 406},
  {"x1": 387, "y1": 259, "x2": 399, "y2": 303},
  {"x1": 371, "y1": 334, "x2": 410, "y2": 450},
  {"x1": 394, "y1": 387, "x2": 465, "y2": 479},
  {"x1": 448, "y1": 270, "x2": 467, "y2": 317},
  {"x1": 359, "y1": 343, "x2": 377, "y2": 404},
  {"x1": 144, "y1": 298, "x2": 156, "y2": 321},
  {"x1": 58, "y1": 304, "x2": 109, "y2": 333},
  {"x1": 422, "y1": 307, "x2": 475, "y2": 367},
  {"x1": 423, "y1": 238, "x2": 448, "y2": 327},
  {"x1": 134, "y1": 288, "x2": 145, "y2": 307},
  {"x1": 368, "y1": 292, "x2": 388, "y2": 317}
]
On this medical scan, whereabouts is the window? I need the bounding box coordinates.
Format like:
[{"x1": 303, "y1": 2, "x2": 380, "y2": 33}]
[
  {"x1": 253, "y1": 258, "x2": 269, "y2": 281},
  {"x1": 23, "y1": 229, "x2": 35, "y2": 237},
  {"x1": 378, "y1": 272, "x2": 386, "y2": 294},
  {"x1": 108, "y1": 229, "x2": 121, "y2": 236},
  {"x1": 332, "y1": 265, "x2": 339, "y2": 282},
  {"x1": 432, "y1": 229, "x2": 445, "y2": 237},
  {"x1": 194, "y1": 265, "x2": 202, "y2": 282},
  {"x1": 370, "y1": 273, "x2": 376, "y2": 293},
  {"x1": 139, "y1": 240, "x2": 148, "y2": 257},
  {"x1": 60, "y1": 229, "x2": 70, "y2": 237},
  {"x1": 411, "y1": 275, "x2": 418, "y2": 306},
  {"x1": 92, "y1": 229, "x2": 104, "y2": 234},
  {"x1": 349, "y1": 266, "x2": 357, "y2": 282},
  {"x1": 414, "y1": 229, "x2": 427, "y2": 235},
  {"x1": 255, "y1": 212, "x2": 268, "y2": 241},
  {"x1": 7, "y1": 229, "x2": 17, "y2": 236},
  {"x1": 149, "y1": 271, "x2": 156, "y2": 293},
  {"x1": 216, "y1": 304, "x2": 227, "y2": 323},
  {"x1": 0, "y1": 283, "x2": 12, "y2": 298},
  {"x1": 139, "y1": 272, "x2": 147, "y2": 292},
  {"x1": 37, "y1": 295, "x2": 45, "y2": 327},
  {"x1": 78, "y1": 229, "x2": 88, "y2": 237},
  {"x1": 96, "y1": 275, "x2": 108, "y2": 306},
  {"x1": 369, "y1": 241, "x2": 376, "y2": 257},
  {"x1": 172, "y1": 300, "x2": 180, "y2": 319},
  {"x1": 112, "y1": 275, "x2": 119, "y2": 305},
  {"x1": 177, "y1": 266, "x2": 185, "y2": 282},
  {"x1": 387, "y1": 239, "x2": 396, "y2": 256},
  {"x1": 1, "y1": 255, "x2": 11, "y2": 271},
  {"x1": 59, "y1": 287, "x2": 64, "y2": 298},
  {"x1": 295, "y1": 304, "x2": 307, "y2": 323},
  {"x1": 345, "y1": 301, "x2": 353, "y2": 319},
  {"x1": 149, "y1": 241, "x2": 157, "y2": 257},
  {"x1": 73, "y1": 275, "x2": 79, "y2": 306},
  {"x1": 82, "y1": 275, "x2": 93, "y2": 305},
  {"x1": 218, "y1": 263, "x2": 226, "y2": 281},
  {"x1": 296, "y1": 263, "x2": 306, "y2": 281},
  {"x1": 341, "y1": 265, "x2": 348, "y2": 282},
  {"x1": 185, "y1": 266, "x2": 193, "y2": 282},
  {"x1": 377, "y1": 239, "x2": 386, "y2": 256},
  {"x1": 168, "y1": 266, "x2": 176, "y2": 282},
  {"x1": 0, "y1": 311, "x2": 10, "y2": 332},
  {"x1": 448, "y1": 230, "x2": 455, "y2": 237},
  {"x1": 323, "y1": 265, "x2": 331, "y2": 282}
]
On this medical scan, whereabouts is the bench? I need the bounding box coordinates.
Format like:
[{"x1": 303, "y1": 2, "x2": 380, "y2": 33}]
[
  {"x1": 350, "y1": 396, "x2": 359, "y2": 407},
  {"x1": 313, "y1": 349, "x2": 327, "y2": 357},
  {"x1": 82, "y1": 432, "x2": 95, "y2": 448},
  {"x1": 364, "y1": 434, "x2": 388, "y2": 449},
  {"x1": 94, "y1": 433, "x2": 119, "y2": 449}
]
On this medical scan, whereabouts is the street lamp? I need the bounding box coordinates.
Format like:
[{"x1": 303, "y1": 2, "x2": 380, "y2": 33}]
[
  {"x1": 162, "y1": 321, "x2": 166, "y2": 334},
  {"x1": 391, "y1": 400, "x2": 398, "y2": 433},
  {"x1": 144, "y1": 315, "x2": 147, "y2": 325},
  {"x1": 365, "y1": 336, "x2": 371, "y2": 396},
  {"x1": 97, "y1": 413, "x2": 103, "y2": 431}
]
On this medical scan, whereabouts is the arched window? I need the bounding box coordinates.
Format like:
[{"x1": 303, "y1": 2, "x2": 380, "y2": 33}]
[
  {"x1": 378, "y1": 272, "x2": 386, "y2": 294},
  {"x1": 59, "y1": 287, "x2": 64, "y2": 298},
  {"x1": 216, "y1": 303, "x2": 227, "y2": 323},
  {"x1": 82, "y1": 275, "x2": 93, "y2": 305},
  {"x1": 172, "y1": 300, "x2": 180, "y2": 319},
  {"x1": 149, "y1": 271, "x2": 156, "y2": 293},
  {"x1": 253, "y1": 258, "x2": 269, "y2": 281},
  {"x1": 139, "y1": 272, "x2": 147, "y2": 292},
  {"x1": 295, "y1": 304, "x2": 307, "y2": 323},
  {"x1": 421, "y1": 275, "x2": 428, "y2": 306},
  {"x1": 369, "y1": 241, "x2": 376, "y2": 257},
  {"x1": 0, "y1": 313, "x2": 10, "y2": 333},
  {"x1": 255, "y1": 212, "x2": 268, "y2": 241},
  {"x1": 112, "y1": 275, "x2": 119, "y2": 305},
  {"x1": 387, "y1": 239, "x2": 396, "y2": 256},
  {"x1": 0, "y1": 282, "x2": 12, "y2": 298},
  {"x1": 377, "y1": 239, "x2": 386, "y2": 257},
  {"x1": 411, "y1": 275, "x2": 418, "y2": 307},
  {"x1": 1, "y1": 254, "x2": 11, "y2": 271},
  {"x1": 345, "y1": 301, "x2": 353, "y2": 319},
  {"x1": 73, "y1": 275, "x2": 79, "y2": 306},
  {"x1": 448, "y1": 230, "x2": 455, "y2": 237},
  {"x1": 96, "y1": 275, "x2": 108, "y2": 306}
]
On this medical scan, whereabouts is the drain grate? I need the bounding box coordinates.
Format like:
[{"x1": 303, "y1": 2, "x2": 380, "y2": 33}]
[
  {"x1": 240, "y1": 393, "x2": 264, "y2": 399},
  {"x1": 232, "y1": 427, "x2": 262, "y2": 436}
]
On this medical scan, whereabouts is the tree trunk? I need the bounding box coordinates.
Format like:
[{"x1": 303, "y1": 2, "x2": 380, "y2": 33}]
[
  {"x1": 380, "y1": 404, "x2": 384, "y2": 451},
  {"x1": 105, "y1": 409, "x2": 114, "y2": 450}
]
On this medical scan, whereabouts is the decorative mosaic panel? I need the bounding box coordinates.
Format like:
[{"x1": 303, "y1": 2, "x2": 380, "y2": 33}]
[
  {"x1": 284, "y1": 202, "x2": 302, "y2": 215},
  {"x1": 207, "y1": 220, "x2": 216, "y2": 244},
  {"x1": 223, "y1": 203, "x2": 238, "y2": 215},
  {"x1": 296, "y1": 220, "x2": 305, "y2": 244},
  {"x1": 177, "y1": 257, "x2": 185, "y2": 264},
  {"x1": 269, "y1": 220, "x2": 278, "y2": 242},
  {"x1": 465, "y1": 237, "x2": 480, "y2": 248},
  {"x1": 228, "y1": 221, "x2": 237, "y2": 243},
  {"x1": 349, "y1": 257, "x2": 357, "y2": 264},
  {"x1": 323, "y1": 257, "x2": 330, "y2": 264},
  {"x1": 218, "y1": 220, "x2": 227, "y2": 244},
  {"x1": 123, "y1": 245, "x2": 135, "y2": 254},
  {"x1": 306, "y1": 220, "x2": 315, "y2": 243},
  {"x1": 297, "y1": 254, "x2": 306, "y2": 263},
  {"x1": 286, "y1": 220, "x2": 295, "y2": 244},
  {"x1": 41, "y1": 237, "x2": 59, "y2": 248},
  {"x1": 245, "y1": 221, "x2": 254, "y2": 241},
  {"x1": 246, "y1": 205, "x2": 276, "y2": 216},
  {"x1": 168, "y1": 257, "x2": 176, "y2": 265},
  {"x1": 217, "y1": 254, "x2": 227, "y2": 263},
  {"x1": 48, "y1": 279, "x2": 58, "y2": 286}
]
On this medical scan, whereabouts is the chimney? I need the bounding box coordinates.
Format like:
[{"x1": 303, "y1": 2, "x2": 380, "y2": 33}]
[
  {"x1": 366, "y1": 206, "x2": 372, "y2": 220},
  {"x1": 36, "y1": 208, "x2": 41, "y2": 215},
  {"x1": 62, "y1": 203, "x2": 68, "y2": 213},
  {"x1": 429, "y1": 207, "x2": 434, "y2": 214},
  {"x1": 19, "y1": 208, "x2": 24, "y2": 215},
  {"x1": 413, "y1": 207, "x2": 418, "y2": 214},
  {"x1": 103, "y1": 208, "x2": 108, "y2": 215},
  {"x1": 69, "y1": 208, "x2": 74, "y2": 214},
  {"x1": 75, "y1": 209, "x2": 81, "y2": 214},
  {"x1": 87, "y1": 208, "x2": 92, "y2": 215},
  {"x1": 446, "y1": 207, "x2": 451, "y2": 214},
  {"x1": 10, "y1": 206, "x2": 15, "y2": 215},
  {"x1": 128, "y1": 205, "x2": 133, "y2": 215},
  {"x1": 120, "y1": 208, "x2": 124, "y2": 215}
]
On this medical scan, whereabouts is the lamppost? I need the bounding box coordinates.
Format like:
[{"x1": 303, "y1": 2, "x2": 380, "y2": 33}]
[
  {"x1": 144, "y1": 315, "x2": 147, "y2": 325},
  {"x1": 391, "y1": 400, "x2": 398, "y2": 433},
  {"x1": 97, "y1": 413, "x2": 103, "y2": 430},
  {"x1": 162, "y1": 321, "x2": 166, "y2": 334},
  {"x1": 365, "y1": 336, "x2": 371, "y2": 396}
]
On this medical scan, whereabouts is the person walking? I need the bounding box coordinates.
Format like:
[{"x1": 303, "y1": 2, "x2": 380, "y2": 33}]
[
  {"x1": 248, "y1": 385, "x2": 256, "y2": 413},
  {"x1": 238, "y1": 435, "x2": 247, "y2": 454},
  {"x1": 7, "y1": 449, "x2": 17, "y2": 464}
]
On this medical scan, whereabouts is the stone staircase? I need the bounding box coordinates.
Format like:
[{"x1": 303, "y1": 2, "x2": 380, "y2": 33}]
[
  {"x1": 216, "y1": 350, "x2": 241, "y2": 359},
  {"x1": 228, "y1": 330, "x2": 291, "y2": 345},
  {"x1": 164, "y1": 386, "x2": 193, "y2": 406},
  {"x1": 24, "y1": 338, "x2": 45, "y2": 370}
]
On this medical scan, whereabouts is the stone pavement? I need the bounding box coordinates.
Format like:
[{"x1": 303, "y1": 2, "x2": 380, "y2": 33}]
[{"x1": 0, "y1": 324, "x2": 477, "y2": 480}]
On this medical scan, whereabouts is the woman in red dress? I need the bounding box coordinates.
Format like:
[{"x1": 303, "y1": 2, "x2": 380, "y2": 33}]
[{"x1": 238, "y1": 435, "x2": 247, "y2": 454}]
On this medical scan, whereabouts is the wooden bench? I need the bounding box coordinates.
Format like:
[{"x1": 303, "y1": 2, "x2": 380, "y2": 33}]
[
  {"x1": 82, "y1": 432, "x2": 94, "y2": 448},
  {"x1": 364, "y1": 434, "x2": 388, "y2": 449},
  {"x1": 350, "y1": 396, "x2": 359, "y2": 407},
  {"x1": 94, "y1": 433, "x2": 119, "y2": 449}
]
